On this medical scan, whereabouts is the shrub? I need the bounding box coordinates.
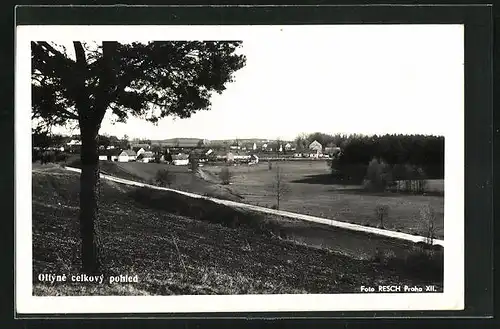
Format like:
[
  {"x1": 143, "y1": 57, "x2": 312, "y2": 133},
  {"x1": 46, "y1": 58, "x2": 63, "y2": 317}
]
[
  {"x1": 364, "y1": 158, "x2": 392, "y2": 191},
  {"x1": 219, "y1": 167, "x2": 232, "y2": 185},
  {"x1": 371, "y1": 248, "x2": 397, "y2": 265},
  {"x1": 40, "y1": 151, "x2": 56, "y2": 164},
  {"x1": 155, "y1": 168, "x2": 174, "y2": 188},
  {"x1": 189, "y1": 154, "x2": 199, "y2": 171},
  {"x1": 392, "y1": 164, "x2": 428, "y2": 194},
  {"x1": 270, "y1": 165, "x2": 290, "y2": 210},
  {"x1": 403, "y1": 245, "x2": 444, "y2": 281},
  {"x1": 420, "y1": 204, "x2": 437, "y2": 245},
  {"x1": 374, "y1": 204, "x2": 389, "y2": 228},
  {"x1": 55, "y1": 152, "x2": 69, "y2": 163},
  {"x1": 130, "y1": 187, "x2": 275, "y2": 235},
  {"x1": 164, "y1": 152, "x2": 173, "y2": 163},
  {"x1": 374, "y1": 245, "x2": 444, "y2": 281}
]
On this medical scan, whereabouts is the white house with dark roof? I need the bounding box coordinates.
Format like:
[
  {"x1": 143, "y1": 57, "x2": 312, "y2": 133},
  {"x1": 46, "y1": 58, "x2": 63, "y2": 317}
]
[
  {"x1": 172, "y1": 153, "x2": 189, "y2": 166},
  {"x1": 117, "y1": 149, "x2": 137, "y2": 162},
  {"x1": 137, "y1": 151, "x2": 155, "y2": 163},
  {"x1": 308, "y1": 140, "x2": 323, "y2": 158}
]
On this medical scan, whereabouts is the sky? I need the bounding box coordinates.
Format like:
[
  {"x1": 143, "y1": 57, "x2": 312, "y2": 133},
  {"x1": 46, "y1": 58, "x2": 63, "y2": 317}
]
[{"x1": 41, "y1": 25, "x2": 464, "y2": 141}]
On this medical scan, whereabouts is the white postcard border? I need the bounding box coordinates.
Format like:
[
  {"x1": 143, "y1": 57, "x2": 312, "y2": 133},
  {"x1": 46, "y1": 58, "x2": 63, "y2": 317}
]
[{"x1": 16, "y1": 24, "x2": 464, "y2": 314}]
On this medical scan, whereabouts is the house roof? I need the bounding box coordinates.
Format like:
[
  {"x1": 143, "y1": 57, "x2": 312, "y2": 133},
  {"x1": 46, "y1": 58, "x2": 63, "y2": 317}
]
[
  {"x1": 309, "y1": 140, "x2": 323, "y2": 148},
  {"x1": 142, "y1": 151, "x2": 154, "y2": 157},
  {"x1": 132, "y1": 146, "x2": 145, "y2": 152},
  {"x1": 99, "y1": 149, "x2": 122, "y2": 156},
  {"x1": 121, "y1": 149, "x2": 137, "y2": 156}
]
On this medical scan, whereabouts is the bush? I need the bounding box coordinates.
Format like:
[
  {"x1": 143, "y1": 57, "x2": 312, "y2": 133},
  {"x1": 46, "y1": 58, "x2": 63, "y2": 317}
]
[
  {"x1": 374, "y1": 204, "x2": 389, "y2": 228},
  {"x1": 164, "y1": 152, "x2": 173, "y2": 163},
  {"x1": 129, "y1": 187, "x2": 276, "y2": 236},
  {"x1": 364, "y1": 158, "x2": 392, "y2": 191},
  {"x1": 373, "y1": 245, "x2": 444, "y2": 281},
  {"x1": 155, "y1": 168, "x2": 174, "y2": 188},
  {"x1": 55, "y1": 152, "x2": 69, "y2": 163},
  {"x1": 420, "y1": 204, "x2": 437, "y2": 245},
  {"x1": 40, "y1": 151, "x2": 56, "y2": 164},
  {"x1": 189, "y1": 155, "x2": 199, "y2": 171},
  {"x1": 219, "y1": 167, "x2": 232, "y2": 185}
]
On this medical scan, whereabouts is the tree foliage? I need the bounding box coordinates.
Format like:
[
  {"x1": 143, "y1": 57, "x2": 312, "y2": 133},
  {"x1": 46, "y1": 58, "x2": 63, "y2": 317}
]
[
  {"x1": 31, "y1": 40, "x2": 246, "y2": 273},
  {"x1": 32, "y1": 41, "x2": 246, "y2": 128}
]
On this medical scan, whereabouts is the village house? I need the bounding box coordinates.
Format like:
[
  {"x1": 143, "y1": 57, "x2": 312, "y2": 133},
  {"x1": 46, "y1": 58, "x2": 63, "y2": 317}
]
[
  {"x1": 324, "y1": 146, "x2": 341, "y2": 157},
  {"x1": 284, "y1": 142, "x2": 295, "y2": 151},
  {"x1": 308, "y1": 140, "x2": 323, "y2": 158},
  {"x1": 133, "y1": 147, "x2": 146, "y2": 157},
  {"x1": 116, "y1": 149, "x2": 137, "y2": 162},
  {"x1": 172, "y1": 153, "x2": 189, "y2": 166},
  {"x1": 66, "y1": 139, "x2": 81, "y2": 146},
  {"x1": 137, "y1": 151, "x2": 155, "y2": 163}
]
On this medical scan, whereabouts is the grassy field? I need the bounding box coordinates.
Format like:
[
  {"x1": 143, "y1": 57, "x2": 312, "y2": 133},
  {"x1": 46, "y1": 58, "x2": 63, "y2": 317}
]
[
  {"x1": 202, "y1": 161, "x2": 445, "y2": 239},
  {"x1": 32, "y1": 165, "x2": 443, "y2": 295},
  {"x1": 103, "y1": 161, "x2": 444, "y2": 239}
]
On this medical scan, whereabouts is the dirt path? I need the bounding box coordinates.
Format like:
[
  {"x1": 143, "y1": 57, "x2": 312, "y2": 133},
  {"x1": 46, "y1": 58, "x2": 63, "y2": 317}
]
[{"x1": 64, "y1": 166, "x2": 445, "y2": 247}]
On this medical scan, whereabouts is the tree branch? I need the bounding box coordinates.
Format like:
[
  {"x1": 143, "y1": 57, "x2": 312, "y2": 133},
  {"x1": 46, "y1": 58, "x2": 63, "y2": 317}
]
[{"x1": 39, "y1": 42, "x2": 74, "y2": 63}]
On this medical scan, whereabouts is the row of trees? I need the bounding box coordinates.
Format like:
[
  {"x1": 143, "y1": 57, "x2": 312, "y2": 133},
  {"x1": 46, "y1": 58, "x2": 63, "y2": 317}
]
[
  {"x1": 325, "y1": 133, "x2": 444, "y2": 180},
  {"x1": 297, "y1": 132, "x2": 443, "y2": 172},
  {"x1": 32, "y1": 129, "x2": 134, "y2": 151},
  {"x1": 363, "y1": 158, "x2": 429, "y2": 193}
]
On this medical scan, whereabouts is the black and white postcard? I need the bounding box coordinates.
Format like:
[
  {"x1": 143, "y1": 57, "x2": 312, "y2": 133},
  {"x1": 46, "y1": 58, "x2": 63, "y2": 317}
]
[{"x1": 16, "y1": 24, "x2": 464, "y2": 314}]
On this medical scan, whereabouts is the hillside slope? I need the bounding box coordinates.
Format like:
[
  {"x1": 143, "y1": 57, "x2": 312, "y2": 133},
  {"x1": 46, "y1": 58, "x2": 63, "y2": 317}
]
[{"x1": 32, "y1": 166, "x2": 443, "y2": 296}]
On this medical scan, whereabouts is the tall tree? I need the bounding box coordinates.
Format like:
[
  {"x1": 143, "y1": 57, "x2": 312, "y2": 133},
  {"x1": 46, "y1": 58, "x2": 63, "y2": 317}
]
[{"x1": 32, "y1": 40, "x2": 246, "y2": 273}]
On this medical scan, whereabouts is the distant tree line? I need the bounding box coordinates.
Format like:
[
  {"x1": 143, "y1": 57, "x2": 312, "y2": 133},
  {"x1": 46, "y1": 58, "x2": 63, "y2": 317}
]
[
  {"x1": 295, "y1": 132, "x2": 444, "y2": 183},
  {"x1": 32, "y1": 130, "x2": 133, "y2": 151}
]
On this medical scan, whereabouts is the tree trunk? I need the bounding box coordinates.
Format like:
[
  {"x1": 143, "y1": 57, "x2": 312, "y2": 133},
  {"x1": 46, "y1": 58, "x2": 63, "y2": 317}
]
[{"x1": 79, "y1": 127, "x2": 102, "y2": 274}]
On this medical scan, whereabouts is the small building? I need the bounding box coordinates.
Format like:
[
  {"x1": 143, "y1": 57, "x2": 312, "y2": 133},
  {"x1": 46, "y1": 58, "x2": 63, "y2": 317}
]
[
  {"x1": 137, "y1": 151, "x2": 155, "y2": 163},
  {"x1": 67, "y1": 139, "x2": 81, "y2": 146},
  {"x1": 172, "y1": 153, "x2": 189, "y2": 166},
  {"x1": 324, "y1": 146, "x2": 341, "y2": 157},
  {"x1": 284, "y1": 142, "x2": 294, "y2": 151},
  {"x1": 309, "y1": 140, "x2": 323, "y2": 152},
  {"x1": 134, "y1": 147, "x2": 146, "y2": 157},
  {"x1": 118, "y1": 149, "x2": 137, "y2": 162}
]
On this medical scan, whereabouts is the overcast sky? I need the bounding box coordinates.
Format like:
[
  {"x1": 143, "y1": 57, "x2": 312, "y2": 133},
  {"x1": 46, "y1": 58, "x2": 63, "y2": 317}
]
[{"x1": 43, "y1": 25, "x2": 463, "y2": 141}]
